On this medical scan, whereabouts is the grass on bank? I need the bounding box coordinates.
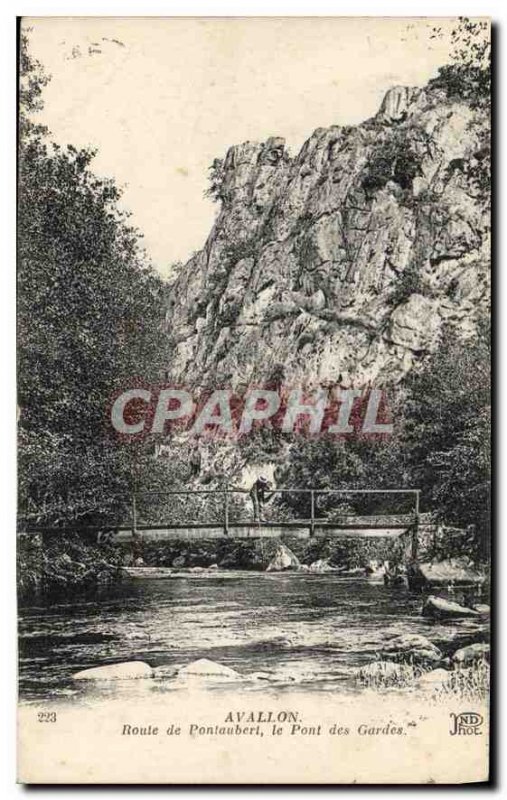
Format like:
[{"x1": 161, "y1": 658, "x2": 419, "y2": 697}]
[{"x1": 356, "y1": 658, "x2": 489, "y2": 701}]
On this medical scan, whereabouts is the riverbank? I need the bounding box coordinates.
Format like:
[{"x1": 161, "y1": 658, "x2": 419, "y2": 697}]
[
  {"x1": 17, "y1": 532, "x2": 124, "y2": 601},
  {"x1": 17, "y1": 532, "x2": 398, "y2": 602},
  {"x1": 17, "y1": 531, "x2": 489, "y2": 603},
  {"x1": 133, "y1": 534, "x2": 406, "y2": 571}
]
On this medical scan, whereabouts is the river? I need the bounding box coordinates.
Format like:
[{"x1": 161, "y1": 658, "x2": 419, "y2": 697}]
[{"x1": 18, "y1": 572, "x2": 488, "y2": 703}]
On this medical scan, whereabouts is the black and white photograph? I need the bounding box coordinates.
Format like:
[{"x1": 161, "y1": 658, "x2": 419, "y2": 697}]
[{"x1": 14, "y1": 12, "x2": 491, "y2": 784}]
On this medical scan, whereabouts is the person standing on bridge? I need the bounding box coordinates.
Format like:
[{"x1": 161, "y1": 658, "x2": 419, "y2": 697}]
[
  {"x1": 189, "y1": 445, "x2": 202, "y2": 478},
  {"x1": 250, "y1": 476, "x2": 273, "y2": 522}
]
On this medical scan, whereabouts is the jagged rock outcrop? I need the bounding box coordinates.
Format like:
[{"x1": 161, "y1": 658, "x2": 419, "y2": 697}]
[{"x1": 166, "y1": 81, "x2": 490, "y2": 390}]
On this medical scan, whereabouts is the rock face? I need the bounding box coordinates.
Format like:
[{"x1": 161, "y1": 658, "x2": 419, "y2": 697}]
[
  {"x1": 266, "y1": 542, "x2": 301, "y2": 572},
  {"x1": 73, "y1": 661, "x2": 153, "y2": 681},
  {"x1": 167, "y1": 81, "x2": 489, "y2": 391}
]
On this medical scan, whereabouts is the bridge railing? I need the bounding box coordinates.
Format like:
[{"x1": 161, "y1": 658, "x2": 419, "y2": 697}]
[
  {"x1": 19, "y1": 488, "x2": 421, "y2": 554},
  {"x1": 130, "y1": 487, "x2": 421, "y2": 538}
]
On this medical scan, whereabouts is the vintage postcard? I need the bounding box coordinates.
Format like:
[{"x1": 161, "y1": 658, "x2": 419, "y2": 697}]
[{"x1": 17, "y1": 16, "x2": 491, "y2": 784}]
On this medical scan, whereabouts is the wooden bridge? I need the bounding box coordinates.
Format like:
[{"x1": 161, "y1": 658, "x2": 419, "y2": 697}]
[{"x1": 20, "y1": 488, "x2": 423, "y2": 558}]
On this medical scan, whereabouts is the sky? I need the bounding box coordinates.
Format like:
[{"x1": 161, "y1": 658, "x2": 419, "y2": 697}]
[{"x1": 25, "y1": 17, "x2": 459, "y2": 278}]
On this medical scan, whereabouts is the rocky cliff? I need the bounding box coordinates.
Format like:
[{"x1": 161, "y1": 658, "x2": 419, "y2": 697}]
[{"x1": 166, "y1": 82, "x2": 490, "y2": 390}]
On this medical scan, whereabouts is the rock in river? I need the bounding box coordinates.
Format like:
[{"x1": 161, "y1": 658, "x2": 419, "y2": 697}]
[
  {"x1": 452, "y1": 643, "x2": 490, "y2": 666},
  {"x1": 422, "y1": 595, "x2": 479, "y2": 620},
  {"x1": 266, "y1": 543, "x2": 300, "y2": 572},
  {"x1": 177, "y1": 659, "x2": 240, "y2": 680},
  {"x1": 408, "y1": 560, "x2": 485, "y2": 591},
  {"x1": 73, "y1": 661, "x2": 154, "y2": 681},
  {"x1": 308, "y1": 558, "x2": 337, "y2": 573},
  {"x1": 380, "y1": 633, "x2": 442, "y2": 664}
]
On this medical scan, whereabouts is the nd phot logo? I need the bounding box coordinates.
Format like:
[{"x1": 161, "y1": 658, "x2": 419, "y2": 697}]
[{"x1": 449, "y1": 712, "x2": 484, "y2": 736}]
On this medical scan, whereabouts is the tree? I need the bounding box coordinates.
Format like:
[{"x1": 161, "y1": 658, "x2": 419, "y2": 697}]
[
  {"x1": 400, "y1": 320, "x2": 491, "y2": 560},
  {"x1": 430, "y1": 17, "x2": 490, "y2": 107},
  {"x1": 204, "y1": 157, "x2": 225, "y2": 202},
  {"x1": 18, "y1": 32, "x2": 169, "y2": 527}
]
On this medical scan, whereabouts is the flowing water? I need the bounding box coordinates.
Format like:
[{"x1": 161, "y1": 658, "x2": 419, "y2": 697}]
[{"x1": 18, "y1": 572, "x2": 488, "y2": 703}]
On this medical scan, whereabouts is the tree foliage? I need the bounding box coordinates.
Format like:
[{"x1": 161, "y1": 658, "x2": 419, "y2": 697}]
[
  {"x1": 204, "y1": 157, "x2": 225, "y2": 202},
  {"x1": 278, "y1": 319, "x2": 490, "y2": 563},
  {"x1": 429, "y1": 17, "x2": 490, "y2": 106},
  {"x1": 401, "y1": 321, "x2": 490, "y2": 559},
  {"x1": 18, "y1": 32, "x2": 169, "y2": 527}
]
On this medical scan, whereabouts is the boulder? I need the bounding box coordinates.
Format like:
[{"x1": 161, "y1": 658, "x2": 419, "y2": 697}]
[
  {"x1": 177, "y1": 659, "x2": 240, "y2": 680},
  {"x1": 408, "y1": 560, "x2": 485, "y2": 592},
  {"x1": 73, "y1": 661, "x2": 153, "y2": 681},
  {"x1": 452, "y1": 643, "x2": 490, "y2": 666},
  {"x1": 422, "y1": 595, "x2": 479, "y2": 620},
  {"x1": 380, "y1": 633, "x2": 442, "y2": 665},
  {"x1": 308, "y1": 558, "x2": 336, "y2": 573},
  {"x1": 266, "y1": 543, "x2": 300, "y2": 572}
]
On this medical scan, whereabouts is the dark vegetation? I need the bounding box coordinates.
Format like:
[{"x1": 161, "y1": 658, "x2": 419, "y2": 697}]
[
  {"x1": 85, "y1": 534, "x2": 404, "y2": 572},
  {"x1": 17, "y1": 32, "x2": 174, "y2": 597},
  {"x1": 18, "y1": 533, "x2": 125, "y2": 600},
  {"x1": 361, "y1": 132, "x2": 424, "y2": 196},
  {"x1": 428, "y1": 18, "x2": 490, "y2": 108},
  {"x1": 18, "y1": 32, "x2": 170, "y2": 533}
]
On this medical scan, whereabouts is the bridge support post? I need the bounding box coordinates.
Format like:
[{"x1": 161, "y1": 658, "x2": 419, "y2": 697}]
[
  {"x1": 131, "y1": 493, "x2": 138, "y2": 537},
  {"x1": 224, "y1": 485, "x2": 229, "y2": 535},
  {"x1": 411, "y1": 490, "x2": 420, "y2": 561},
  {"x1": 310, "y1": 490, "x2": 315, "y2": 537}
]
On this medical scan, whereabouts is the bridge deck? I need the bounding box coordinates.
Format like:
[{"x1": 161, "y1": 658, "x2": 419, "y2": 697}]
[{"x1": 110, "y1": 521, "x2": 414, "y2": 542}]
